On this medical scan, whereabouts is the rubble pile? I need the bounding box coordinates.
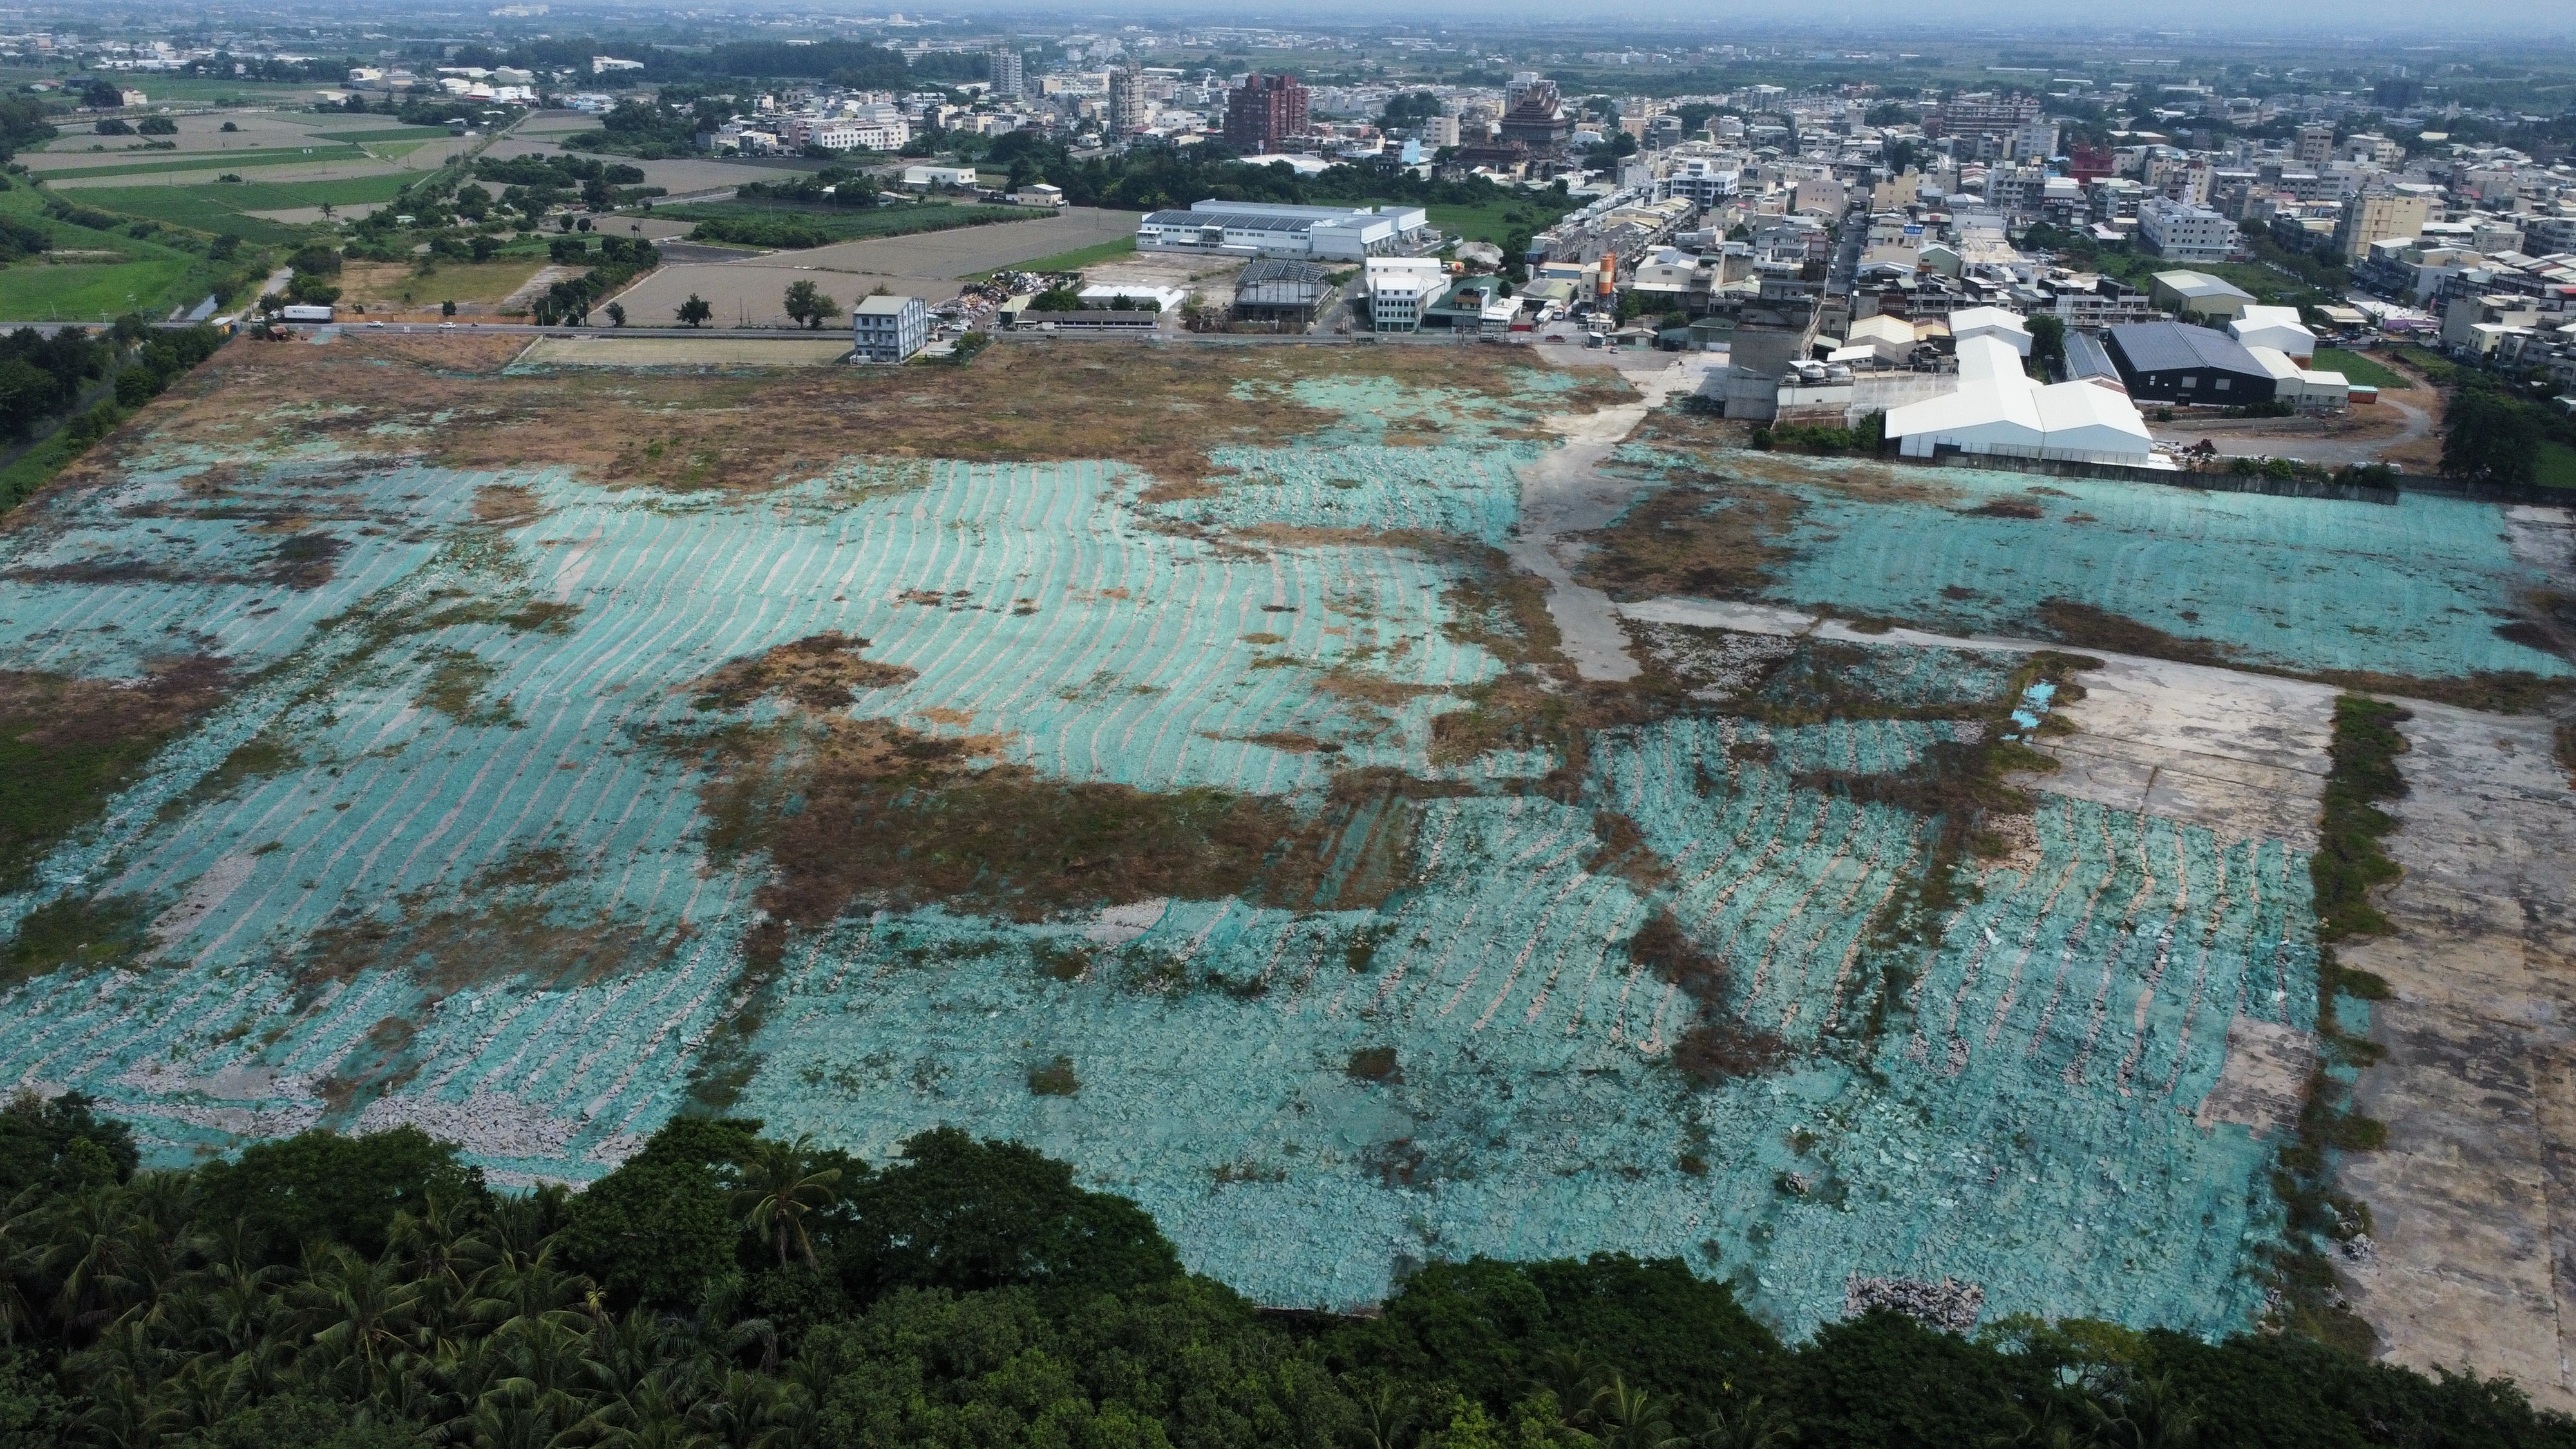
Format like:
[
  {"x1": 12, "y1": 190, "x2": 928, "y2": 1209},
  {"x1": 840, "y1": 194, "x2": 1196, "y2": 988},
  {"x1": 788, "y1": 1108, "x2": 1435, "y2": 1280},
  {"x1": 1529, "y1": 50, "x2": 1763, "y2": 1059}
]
[{"x1": 1844, "y1": 1274, "x2": 1987, "y2": 1333}]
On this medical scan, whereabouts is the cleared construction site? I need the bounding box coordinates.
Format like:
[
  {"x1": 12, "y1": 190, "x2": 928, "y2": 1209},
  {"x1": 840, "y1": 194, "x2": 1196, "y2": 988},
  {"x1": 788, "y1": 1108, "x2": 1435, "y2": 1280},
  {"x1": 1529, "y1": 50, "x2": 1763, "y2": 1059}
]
[{"x1": 1, "y1": 332, "x2": 2568, "y2": 1390}]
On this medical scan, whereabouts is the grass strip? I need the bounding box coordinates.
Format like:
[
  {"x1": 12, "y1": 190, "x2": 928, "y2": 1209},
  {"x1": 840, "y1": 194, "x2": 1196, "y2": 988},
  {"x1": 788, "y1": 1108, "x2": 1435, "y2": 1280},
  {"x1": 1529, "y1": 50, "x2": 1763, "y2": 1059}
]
[
  {"x1": 35, "y1": 146, "x2": 372, "y2": 180},
  {"x1": 2312, "y1": 694, "x2": 2410, "y2": 943},
  {"x1": 2309, "y1": 348, "x2": 2412, "y2": 392},
  {"x1": 972, "y1": 234, "x2": 1136, "y2": 278}
]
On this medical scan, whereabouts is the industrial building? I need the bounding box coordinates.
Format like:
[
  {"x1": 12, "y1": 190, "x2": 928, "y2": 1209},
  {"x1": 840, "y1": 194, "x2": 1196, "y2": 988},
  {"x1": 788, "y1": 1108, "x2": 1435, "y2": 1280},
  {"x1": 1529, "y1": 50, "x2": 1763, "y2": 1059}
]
[
  {"x1": 1363, "y1": 256, "x2": 1449, "y2": 332},
  {"x1": 2103, "y1": 321, "x2": 2278, "y2": 404},
  {"x1": 2228, "y1": 305, "x2": 2318, "y2": 364},
  {"x1": 1231, "y1": 260, "x2": 1336, "y2": 329},
  {"x1": 1135, "y1": 200, "x2": 1431, "y2": 261},
  {"x1": 1884, "y1": 331, "x2": 2157, "y2": 464},
  {"x1": 2243, "y1": 346, "x2": 2351, "y2": 412},
  {"x1": 851, "y1": 294, "x2": 928, "y2": 363},
  {"x1": 2147, "y1": 270, "x2": 2257, "y2": 323}
]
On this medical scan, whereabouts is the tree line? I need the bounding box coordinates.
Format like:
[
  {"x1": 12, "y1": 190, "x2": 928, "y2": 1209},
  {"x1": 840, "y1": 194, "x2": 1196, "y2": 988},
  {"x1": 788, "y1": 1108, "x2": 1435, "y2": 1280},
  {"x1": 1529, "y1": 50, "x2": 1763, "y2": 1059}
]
[{"x1": 1, "y1": 1092, "x2": 2568, "y2": 1449}]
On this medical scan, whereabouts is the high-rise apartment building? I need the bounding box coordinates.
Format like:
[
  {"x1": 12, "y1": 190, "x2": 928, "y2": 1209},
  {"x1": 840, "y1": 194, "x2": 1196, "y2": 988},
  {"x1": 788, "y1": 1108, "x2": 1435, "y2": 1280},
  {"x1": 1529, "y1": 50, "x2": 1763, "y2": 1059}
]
[
  {"x1": 987, "y1": 45, "x2": 1023, "y2": 99},
  {"x1": 2333, "y1": 190, "x2": 2433, "y2": 261},
  {"x1": 1926, "y1": 92, "x2": 2039, "y2": 140},
  {"x1": 1222, "y1": 72, "x2": 1308, "y2": 153},
  {"x1": 1108, "y1": 57, "x2": 1144, "y2": 135}
]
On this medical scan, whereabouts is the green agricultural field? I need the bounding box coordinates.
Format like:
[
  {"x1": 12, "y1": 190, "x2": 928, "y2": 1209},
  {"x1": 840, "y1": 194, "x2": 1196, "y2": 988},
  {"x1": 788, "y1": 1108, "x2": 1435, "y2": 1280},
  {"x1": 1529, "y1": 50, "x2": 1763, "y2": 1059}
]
[
  {"x1": 660, "y1": 200, "x2": 1044, "y2": 248},
  {"x1": 1423, "y1": 198, "x2": 1568, "y2": 247},
  {"x1": 2312, "y1": 347, "x2": 2414, "y2": 390},
  {"x1": 0, "y1": 255, "x2": 198, "y2": 323},
  {"x1": 72, "y1": 175, "x2": 412, "y2": 245},
  {"x1": 34, "y1": 146, "x2": 370, "y2": 182},
  {"x1": 0, "y1": 185, "x2": 243, "y2": 319},
  {"x1": 980, "y1": 234, "x2": 1135, "y2": 276}
]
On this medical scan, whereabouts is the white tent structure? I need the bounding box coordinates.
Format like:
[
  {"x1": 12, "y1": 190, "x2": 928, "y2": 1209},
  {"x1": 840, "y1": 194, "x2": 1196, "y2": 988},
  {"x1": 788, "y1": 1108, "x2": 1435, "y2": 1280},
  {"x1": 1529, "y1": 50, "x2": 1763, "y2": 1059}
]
[
  {"x1": 2228, "y1": 305, "x2": 2317, "y2": 363},
  {"x1": 1948, "y1": 306, "x2": 2032, "y2": 356},
  {"x1": 1885, "y1": 334, "x2": 2159, "y2": 465}
]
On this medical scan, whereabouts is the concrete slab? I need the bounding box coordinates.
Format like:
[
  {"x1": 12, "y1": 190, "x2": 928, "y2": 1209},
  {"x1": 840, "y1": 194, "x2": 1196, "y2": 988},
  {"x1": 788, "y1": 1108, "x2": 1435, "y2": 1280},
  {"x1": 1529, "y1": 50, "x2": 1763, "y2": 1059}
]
[
  {"x1": 2025, "y1": 654, "x2": 2338, "y2": 850},
  {"x1": 2338, "y1": 705, "x2": 2576, "y2": 1411},
  {"x1": 2195, "y1": 1016, "x2": 2317, "y2": 1137}
]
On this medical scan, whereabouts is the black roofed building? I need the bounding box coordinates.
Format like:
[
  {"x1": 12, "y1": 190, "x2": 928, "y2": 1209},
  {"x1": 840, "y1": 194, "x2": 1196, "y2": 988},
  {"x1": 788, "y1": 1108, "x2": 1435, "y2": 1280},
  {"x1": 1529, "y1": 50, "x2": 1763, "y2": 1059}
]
[{"x1": 2103, "y1": 321, "x2": 2277, "y2": 405}]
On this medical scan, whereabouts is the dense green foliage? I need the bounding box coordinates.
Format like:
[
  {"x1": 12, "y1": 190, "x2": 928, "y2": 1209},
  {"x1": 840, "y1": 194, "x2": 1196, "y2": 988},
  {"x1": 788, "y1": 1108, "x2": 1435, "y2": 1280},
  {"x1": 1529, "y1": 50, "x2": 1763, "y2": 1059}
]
[
  {"x1": 0, "y1": 327, "x2": 112, "y2": 442},
  {"x1": 671, "y1": 202, "x2": 1034, "y2": 251},
  {"x1": 734, "y1": 167, "x2": 880, "y2": 209},
  {"x1": 5, "y1": 1095, "x2": 2571, "y2": 1448},
  {"x1": 2441, "y1": 377, "x2": 2572, "y2": 488},
  {"x1": 525, "y1": 234, "x2": 658, "y2": 327}
]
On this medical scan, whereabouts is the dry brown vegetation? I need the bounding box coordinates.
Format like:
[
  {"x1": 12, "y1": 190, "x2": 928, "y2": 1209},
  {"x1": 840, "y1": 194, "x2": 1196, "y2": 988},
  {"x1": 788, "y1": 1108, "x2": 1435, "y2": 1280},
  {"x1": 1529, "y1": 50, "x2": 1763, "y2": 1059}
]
[
  {"x1": 295, "y1": 845, "x2": 668, "y2": 999},
  {"x1": 80, "y1": 334, "x2": 1608, "y2": 509},
  {"x1": 692, "y1": 633, "x2": 919, "y2": 712},
  {"x1": 0, "y1": 659, "x2": 231, "y2": 898},
  {"x1": 1572, "y1": 479, "x2": 1803, "y2": 603}
]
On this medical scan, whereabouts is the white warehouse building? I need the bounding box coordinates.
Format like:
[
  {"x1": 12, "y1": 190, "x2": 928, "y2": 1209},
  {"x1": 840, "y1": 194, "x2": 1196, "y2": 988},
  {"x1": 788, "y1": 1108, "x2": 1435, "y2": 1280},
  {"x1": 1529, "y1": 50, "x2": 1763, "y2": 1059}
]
[
  {"x1": 1137, "y1": 200, "x2": 1432, "y2": 261},
  {"x1": 1884, "y1": 332, "x2": 2158, "y2": 466},
  {"x1": 2228, "y1": 305, "x2": 2318, "y2": 364}
]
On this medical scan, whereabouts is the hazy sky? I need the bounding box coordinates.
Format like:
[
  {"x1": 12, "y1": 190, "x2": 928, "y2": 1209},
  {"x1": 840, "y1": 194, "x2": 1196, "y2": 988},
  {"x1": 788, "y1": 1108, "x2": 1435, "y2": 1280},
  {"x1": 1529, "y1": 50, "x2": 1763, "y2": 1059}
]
[{"x1": 952, "y1": 0, "x2": 2568, "y2": 43}]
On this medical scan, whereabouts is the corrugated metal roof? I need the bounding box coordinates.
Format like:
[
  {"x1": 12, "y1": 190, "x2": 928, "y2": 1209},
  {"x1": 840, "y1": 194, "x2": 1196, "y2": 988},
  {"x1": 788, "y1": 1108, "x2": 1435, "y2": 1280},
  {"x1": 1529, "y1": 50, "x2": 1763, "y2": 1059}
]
[
  {"x1": 1142, "y1": 209, "x2": 1320, "y2": 232},
  {"x1": 2108, "y1": 321, "x2": 2265, "y2": 377},
  {"x1": 2064, "y1": 330, "x2": 2119, "y2": 381}
]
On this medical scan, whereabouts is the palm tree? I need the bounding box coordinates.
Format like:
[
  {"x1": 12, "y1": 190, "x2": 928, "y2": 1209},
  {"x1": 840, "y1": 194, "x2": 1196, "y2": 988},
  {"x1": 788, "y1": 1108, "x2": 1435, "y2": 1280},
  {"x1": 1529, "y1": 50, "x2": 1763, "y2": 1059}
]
[
  {"x1": 1591, "y1": 1376, "x2": 1687, "y2": 1449},
  {"x1": 1350, "y1": 1383, "x2": 1416, "y2": 1449},
  {"x1": 41, "y1": 1183, "x2": 141, "y2": 1333},
  {"x1": 2088, "y1": 1374, "x2": 2200, "y2": 1449},
  {"x1": 1689, "y1": 1394, "x2": 1798, "y2": 1449},
  {"x1": 730, "y1": 1143, "x2": 841, "y2": 1272},
  {"x1": 1989, "y1": 1390, "x2": 2101, "y2": 1449},
  {"x1": 300, "y1": 1245, "x2": 425, "y2": 1394},
  {"x1": 1530, "y1": 1345, "x2": 1609, "y2": 1428}
]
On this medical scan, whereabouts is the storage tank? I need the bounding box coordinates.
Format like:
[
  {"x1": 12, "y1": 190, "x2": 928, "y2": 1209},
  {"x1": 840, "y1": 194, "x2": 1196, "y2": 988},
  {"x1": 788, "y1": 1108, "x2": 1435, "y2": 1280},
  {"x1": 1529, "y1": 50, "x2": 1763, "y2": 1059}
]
[{"x1": 1595, "y1": 254, "x2": 1616, "y2": 298}]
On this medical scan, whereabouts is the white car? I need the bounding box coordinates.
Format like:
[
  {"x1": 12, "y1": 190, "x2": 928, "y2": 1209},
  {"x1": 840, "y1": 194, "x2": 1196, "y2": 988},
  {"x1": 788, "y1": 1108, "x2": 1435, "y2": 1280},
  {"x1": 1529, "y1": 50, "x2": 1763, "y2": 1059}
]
[
  {"x1": 440, "y1": 321, "x2": 457, "y2": 330},
  {"x1": 366, "y1": 320, "x2": 385, "y2": 328}
]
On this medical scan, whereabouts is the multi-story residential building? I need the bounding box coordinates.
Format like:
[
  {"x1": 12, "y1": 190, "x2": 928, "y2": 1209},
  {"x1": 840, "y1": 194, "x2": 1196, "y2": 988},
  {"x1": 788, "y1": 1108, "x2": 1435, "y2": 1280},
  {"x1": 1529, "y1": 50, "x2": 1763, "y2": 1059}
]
[
  {"x1": 1927, "y1": 92, "x2": 2040, "y2": 140},
  {"x1": 1107, "y1": 57, "x2": 1144, "y2": 135},
  {"x1": 2334, "y1": 190, "x2": 2434, "y2": 262},
  {"x1": 2294, "y1": 123, "x2": 2335, "y2": 167},
  {"x1": 2139, "y1": 197, "x2": 2237, "y2": 263},
  {"x1": 1661, "y1": 156, "x2": 1740, "y2": 207},
  {"x1": 1222, "y1": 72, "x2": 1307, "y2": 153},
  {"x1": 2003, "y1": 118, "x2": 2060, "y2": 162},
  {"x1": 852, "y1": 294, "x2": 928, "y2": 363},
  {"x1": 987, "y1": 46, "x2": 1023, "y2": 98}
]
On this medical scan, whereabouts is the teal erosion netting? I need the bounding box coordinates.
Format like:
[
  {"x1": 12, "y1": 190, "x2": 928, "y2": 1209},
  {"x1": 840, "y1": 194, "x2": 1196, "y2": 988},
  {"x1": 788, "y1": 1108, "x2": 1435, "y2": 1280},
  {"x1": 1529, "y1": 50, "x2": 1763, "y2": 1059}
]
[
  {"x1": 2, "y1": 374, "x2": 2340, "y2": 1340},
  {"x1": 1647, "y1": 451, "x2": 2567, "y2": 681}
]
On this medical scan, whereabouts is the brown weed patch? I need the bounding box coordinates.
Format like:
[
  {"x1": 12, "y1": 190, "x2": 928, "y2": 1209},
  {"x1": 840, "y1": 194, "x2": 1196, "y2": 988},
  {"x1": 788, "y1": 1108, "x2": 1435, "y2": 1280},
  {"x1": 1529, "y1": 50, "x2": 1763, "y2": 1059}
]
[
  {"x1": 1575, "y1": 480, "x2": 1803, "y2": 603},
  {"x1": 692, "y1": 632, "x2": 918, "y2": 712}
]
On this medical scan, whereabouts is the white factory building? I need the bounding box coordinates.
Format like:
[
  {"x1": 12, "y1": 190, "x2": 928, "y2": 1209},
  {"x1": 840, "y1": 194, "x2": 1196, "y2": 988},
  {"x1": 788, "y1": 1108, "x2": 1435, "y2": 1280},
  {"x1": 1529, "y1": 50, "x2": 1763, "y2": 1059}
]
[
  {"x1": 2227, "y1": 305, "x2": 2318, "y2": 365},
  {"x1": 1363, "y1": 256, "x2": 1450, "y2": 332},
  {"x1": 1885, "y1": 316, "x2": 2158, "y2": 466},
  {"x1": 1136, "y1": 200, "x2": 1432, "y2": 261}
]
